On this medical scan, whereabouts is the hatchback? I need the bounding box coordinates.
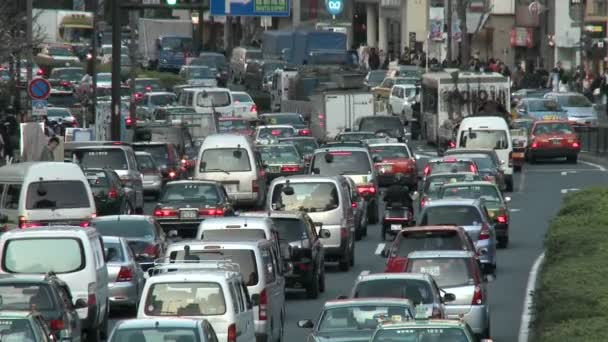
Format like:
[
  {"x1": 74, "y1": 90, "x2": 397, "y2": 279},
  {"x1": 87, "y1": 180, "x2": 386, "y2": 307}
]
[
  {"x1": 108, "y1": 318, "x2": 220, "y2": 342},
  {"x1": 84, "y1": 168, "x2": 135, "y2": 216}
]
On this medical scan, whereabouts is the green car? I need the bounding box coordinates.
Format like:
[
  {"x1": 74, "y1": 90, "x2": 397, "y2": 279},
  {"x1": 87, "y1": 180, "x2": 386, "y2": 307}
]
[
  {"x1": 370, "y1": 315, "x2": 488, "y2": 342},
  {"x1": 258, "y1": 143, "x2": 304, "y2": 181},
  {"x1": 437, "y1": 181, "x2": 511, "y2": 248},
  {"x1": 0, "y1": 310, "x2": 56, "y2": 341}
]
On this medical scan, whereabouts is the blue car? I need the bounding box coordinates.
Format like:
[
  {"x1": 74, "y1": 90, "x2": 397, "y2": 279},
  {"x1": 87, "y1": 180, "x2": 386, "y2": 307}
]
[{"x1": 515, "y1": 98, "x2": 567, "y2": 121}]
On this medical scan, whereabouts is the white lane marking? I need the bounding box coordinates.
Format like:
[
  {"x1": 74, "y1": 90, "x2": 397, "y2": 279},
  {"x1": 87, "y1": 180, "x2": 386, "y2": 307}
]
[
  {"x1": 579, "y1": 160, "x2": 607, "y2": 171},
  {"x1": 518, "y1": 252, "x2": 546, "y2": 342},
  {"x1": 509, "y1": 208, "x2": 521, "y2": 212},
  {"x1": 518, "y1": 169, "x2": 527, "y2": 193},
  {"x1": 560, "y1": 188, "x2": 580, "y2": 194},
  {"x1": 526, "y1": 169, "x2": 600, "y2": 173},
  {"x1": 560, "y1": 171, "x2": 578, "y2": 175},
  {"x1": 375, "y1": 243, "x2": 386, "y2": 256}
]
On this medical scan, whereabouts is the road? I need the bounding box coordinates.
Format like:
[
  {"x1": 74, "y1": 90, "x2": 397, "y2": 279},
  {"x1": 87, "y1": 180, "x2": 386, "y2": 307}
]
[{"x1": 108, "y1": 141, "x2": 608, "y2": 342}]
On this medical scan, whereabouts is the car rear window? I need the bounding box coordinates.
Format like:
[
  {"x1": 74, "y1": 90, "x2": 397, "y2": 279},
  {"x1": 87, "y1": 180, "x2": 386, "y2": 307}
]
[
  {"x1": 84, "y1": 171, "x2": 109, "y2": 188},
  {"x1": 397, "y1": 231, "x2": 465, "y2": 256},
  {"x1": 103, "y1": 240, "x2": 125, "y2": 263},
  {"x1": 359, "y1": 117, "x2": 404, "y2": 136},
  {"x1": 25, "y1": 181, "x2": 91, "y2": 210},
  {"x1": 370, "y1": 145, "x2": 411, "y2": 159},
  {"x1": 161, "y1": 183, "x2": 220, "y2": 204},
  {"x1": 271, "y1": 182, "x2": 339, "y2": 213},
  {"x1": 287, "y1": 139, "x2": 318, "y2": 156},
  {"x1": 3, "y1": 238, "x2": 85, "y2": 274},
  {"x1": 259, "y1": 145, "x2": 300, "y2": 165},
  {"x1": 133, "y1": 145, "x2": 171, "y2": 167},
  {"x1": 135, "y1": 155, "x2": 157, "y2": 170},
  {"x1": 458, "y1": 130, "x2": 509, "y2": 150},
  {"x1": 170, "y1": 249, "x2": 258, "y2": 286},
  {"x1": 93, "y1": 219, "x2": 155, "y2": 239},
  {"x1": 407, "y1": 258, "x2": 475, "y2": 288},
  {"x1": 439, "y1": 185, "x2": 500, "y2": 202},
  {"x1": 0, "y1": 284, "x2": 54, "y2": 310},
  {"x1": 420, "y1": 206, "x2": 482, "y2": 226},
  {"x1": 423, "y1": 174, "x2": 478, "y2": 196},
  {"x1": 353, "y1": 279, "x2": 434, "y2": 304},
  {"x1": 76, "y1": 149, "x2": 128, "y2": 170},
  {"x1": 446, "y1": 154, "x2": 495, "y2": 170},
  {"x1": 201, "y1": 229, "x2": 266, "y2": 241},
  {"x1": 430, "y1": 161, "x2": 475, "y2": 174},
  {"x1": 319, "y1": 305, "x2": 412, "y2": 332},
  {"x1": 258, "y1": 127, "x2": 295, "y2": 139},
  {"x1": 196, "y1": 91, "x2": 231, "y2": 107},
  {"x1": 200, "y1": 148, "x2": 251, "y2": 172},
  {"x1": 48, "y1": 93, "x2": 78, "y2": 107},
  {"x1": 110, "y1": 328, "x2": 201, "y2": 342},
  {"x1": 144, "y1": 282, "x2": 226, "y2": 316},
  {"x1": 272, "y1": 218, "x2": 308, "y2": 242},
  {"x1": 532, "y1": 122, "x2": 574, "y2": 135},
  {"x1": 311, "y1": 151, "x2": 372, "y2": 175}
]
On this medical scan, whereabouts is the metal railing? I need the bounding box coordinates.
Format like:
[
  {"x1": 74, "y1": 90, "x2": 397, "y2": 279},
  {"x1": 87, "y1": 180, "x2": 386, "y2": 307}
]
[{"x1": 578, "y1": 127, "x2": 608, "y2": 154}]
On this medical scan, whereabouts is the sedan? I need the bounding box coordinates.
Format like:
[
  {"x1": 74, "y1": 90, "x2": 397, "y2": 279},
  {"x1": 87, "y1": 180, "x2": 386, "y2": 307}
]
[
  {"x1": 84, "y1": 168, "x2": 135, "y2": 215},
  {"x1": 369, "y1": 142, "x2": 417, "y2": 188},
  {"x1": 135, "y1": 151, "x2": 163, "y2": 200},
  {"x1": 47, "y1": 107, "x2": 78, "y2": 128},
  {"x1": 515, "y1": 98, "x2": 568, "y2": 121},
  {"x1": 258, "y1": 143, "x2": 305, "y2": 181},
  {"x1": 232, "y1": 91, "x2": 258, "y2": 117},
  {"x1": 277, "y1": 137, "x2": 319, "y2": 165},
  {"x1": 108, "y1": 318, "x2": 219, "y2": 342},
  {"x1": 102, "y1": 236, "x2": 146, "y2": 314},
  {"x1": 258, "y1": 113, "x2": 309, "y2": 134},
  {"x1": 527, "y1": 120, "x2": 581, "y2": 163},
  {"x1": 255, "y1": 125, "x2": 297, "y2": 144}
]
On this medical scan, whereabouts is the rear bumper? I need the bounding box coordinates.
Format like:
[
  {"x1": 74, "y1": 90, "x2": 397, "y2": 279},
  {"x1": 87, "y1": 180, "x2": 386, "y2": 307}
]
[
  {"x1": 529, "y1": 147, "x2": 580, "y2": 158},
  {"x1": 446, "y1": 304, "x2": 488, "y2": 334},
  {"x1": 377, "y1": 173, "x2": 417, "y2": 187},
  {"x1": 230, "y1": 192, "x2": 260, "y2": 205},
  {"x1": 108, "y1": 281, "x2": 138, "y2": 308},
  {"x1": 495, "y1": 223, "x2": 508, "y2": 239}
]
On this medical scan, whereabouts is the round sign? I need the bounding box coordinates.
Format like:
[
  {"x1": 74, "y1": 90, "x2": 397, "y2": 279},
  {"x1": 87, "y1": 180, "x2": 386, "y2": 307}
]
[
  {"x1": 326, "y1": 0, "x2": 344, "y2": 16},
  {"x1": 528, "y1": 1, "x2": 544, "y2": 15},
  {"x1": 28, "y1": 78, "x2": 52, "y2": 100}
]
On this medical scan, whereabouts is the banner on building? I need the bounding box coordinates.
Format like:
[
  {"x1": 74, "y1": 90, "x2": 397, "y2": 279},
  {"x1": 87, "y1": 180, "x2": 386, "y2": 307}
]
[
  {"x1": 510, "y1": 27, "x2": 533, "y2": 48},
  {"x1": 430, "y1": 7, "x2": 444, "y2": 41}
]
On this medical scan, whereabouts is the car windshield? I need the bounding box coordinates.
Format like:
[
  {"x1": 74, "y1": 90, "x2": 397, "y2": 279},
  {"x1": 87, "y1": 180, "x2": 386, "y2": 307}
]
[
  {"x1": 169, "y1": 249, "x2": 258, "y2": 286},
  {"x1": 262, "y1": 115, "x2": 304, "y2": 126},
  {"x1": 258, "y1": 127, "x2": 295, "y2": 139},
  {"x1": 200, "y1": 148, "x2": 251, "y2": 172},
  {"x1": 397, "y1": 230, "x2": 466, "y2": 256},
  {"x1": 311, "y1": 151, "x2": 372, "y2": 175},
  {"x1": 53, "y1": 69, "x2": 83, "y2": 80},
  {"x1": 161, "y1": 183, "x2": 220, "y2": 203},
  {"x1": 48, "y1": 93, "x2": 78, "y2": 107},
  {"x1": 556, "y1": 95, "x2": 591, "y2": 107},
  {"x1": 133, "y1": 145, "x2": 170, "y2": 167},
  {"x1": 354, "y1": 279, "x2": 434, "y2": 304},
  {"x1": 372, "y1": 327, "x2": 469, "y2": 342},
  {"x1": 408, "y1": 258, "x2": 475, "y2": 288},
  {"x1": 420, "y1": 206, "x2": 482, "y2": 226},
  {"x1": 271, "y1": 182, "x2": 339, "y2": 212},
  {"x1": 338, "y1": 133, "x2": 376, "y2": 142},
  {"x1": 84, "y1": 170, "x2": 110, "y2": 188},
  {"x1": 440, "y1": 185, "x2": 501, "y2": 202},
  {"x1": 161, "y1": 37, "x2": 193, "y2": 52},
  {"x1": 532, "y1": 123, "x2": 574, "y2": 135},
  {"x1": 188, "y1": 67, "x2": 215, "y2": 79},
  {"x1": 259, "y1": 145, "x2": 300, "y2": 164},
  {"x1": 459, "y1": 130, "x2": 509, "y2": 150},
  {"x1": 144, "y1": 282, "x2": 226, "y2": 316},
  {"x1": 47, "y1": 108, "x2": 71, "y2": 118},
  {"x1": 26, "y1": 181, "x2": 90, "y2": 209},
  {"x1": 135, "y1": 80, "x2": 162, "y2": 92},
  {"x1": 233, "y1": 93, "x2": 253, "y2": 103},
  {"x1": 49, "y1": 48, "x2": 74, "y2": 57},
  {"x1": 3, "y1": 238, "x2": 84, "y2": 273},
  {"x1": 0, "y1": 319, "x2": 35, "y2": 341},
  {"x1": 103, "y1": 241, "x2": 125, "y2": 263},
  {"x1": 136, "y1": 155, "x2": 157, "y2": 170},
  {"x1": 110, "y1": 328, "x2": 201, "y2": 342},
  {"x1": 94, "y1": 219, "x2": 156, "y2": 239},
  {"x1": 218, "y1": 119, "x2": 252, "y2": 132},
  {"x1": 196, "y1": 91, "x2": 231, "y2": 107},
  {"x1": 0, "y1": 284, "x2": 54, "y2": 310},
  {"x1": 371, "y1": 145, "x2": 411, "y2": 160},
  {"x1": 77, "y1": 149, "x2": 128, "y2": 170},
  {"x1": 272, "y1": 218, "x2": 308, "y2": 242},
  {"x1": 528, "y1": 100, "x2": 562, "y2": 111},
  {"x1": 359, "y1": 117, "x2": 404, "y2": 136},
  {"x1": 318, "y1": 305, "x2": 412, "y2": 332},
  {"x1": 150, "y1": 94, "x2": 176, "y2": 106}
]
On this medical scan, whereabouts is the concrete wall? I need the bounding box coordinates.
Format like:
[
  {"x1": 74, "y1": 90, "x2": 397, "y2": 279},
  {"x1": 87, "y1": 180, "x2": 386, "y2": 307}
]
[{"x1": 470, "y1": 15, "x2": 514, "y2": 65}]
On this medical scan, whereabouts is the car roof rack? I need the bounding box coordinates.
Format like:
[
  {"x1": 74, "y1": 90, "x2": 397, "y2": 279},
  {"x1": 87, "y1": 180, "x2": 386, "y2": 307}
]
[{"x1": 148, "y1": 258, "x2": 241, "y2": 277}]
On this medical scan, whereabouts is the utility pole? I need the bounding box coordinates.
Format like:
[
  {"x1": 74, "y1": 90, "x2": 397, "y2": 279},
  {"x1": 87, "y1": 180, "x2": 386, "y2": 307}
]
[
  {"x1": 129, "y1": 10, "x2": 138, "y2": 127},
  {"x1": 90, "y1": 0, "x2": 99, "y2": 129},
  {"x1": 458, "y1": 0, "x2": 469, "y2": 67},
  {"x1": 111, "y1": 0, "x2": 121, "y2": 141},
  {"x1": 26, "y1": 0, "x2": 33, "y2": 118},
  {"x1": 446, "y1": 0, "x2": 453, "y2": 63},
  {"x1": 579, "y1": 0, "x2": 586, "y2": 68}
]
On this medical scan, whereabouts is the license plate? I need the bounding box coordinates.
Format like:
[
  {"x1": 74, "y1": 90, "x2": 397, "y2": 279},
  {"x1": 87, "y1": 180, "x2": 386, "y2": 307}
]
[
  {"x1": 224, "y1": 184, "x2": 238, "y2": 193},
  {"x1": 269, "y1": 166, "x2": 281, "y2": 173},
  {"x1": 391, "y1": 224, "x2": 402, "y2": 231},
  {"x1": 419, "y1": 266, "x2": 441, "y2": 277},
  {"x1": 512, "y1": 152, "x2": 524, "y2": 158},
  {"x1": 543, "y1": 115, "x2": 560, "y2": 120},
  {"x1": 552, "y1": 140, "x2": 561, "y2": 145},
  {"x1": 180, "y1": 210, "x2": 197, "y2": 219}
]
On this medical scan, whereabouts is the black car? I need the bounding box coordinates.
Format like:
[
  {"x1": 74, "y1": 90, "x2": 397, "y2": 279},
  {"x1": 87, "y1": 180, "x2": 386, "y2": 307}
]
[
  {"x1": 84, "y1": 168, "x2": 135, "y2": 215},
  {"x1": 355, "y1": 115, "x2": 406, "y2": 142},
  {"x1": 0, "y1": 273, "x2": 85, "y2": 341},
  {"x1": 132, "y1": 142, "x2": 184, "y2": 182},
  {"x1": 258, "y1": 143, "x2": 305, "y2": 181},
  {"x1": 258, "y1": 113, "x2": 310, "y2": 134},
  {"x1": 193, "y1": 52, "x2": 229, "y2": 86},
  {"x1": 153, "y1": 180, "x2": 235, "y2": 238},
  {"x1": 92, "y1": 215, "x2": 168, "y2": 271}
]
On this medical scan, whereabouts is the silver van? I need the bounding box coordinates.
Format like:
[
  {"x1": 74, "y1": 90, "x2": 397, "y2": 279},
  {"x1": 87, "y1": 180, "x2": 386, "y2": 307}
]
[
  {"x1": 195, "y1": 134, "x2": 267, "y2": 207},
  {"x1": 267, "y1": 175, "x2": 356, "y2": 271},
  {"x1": 0, "y1": 227, "x2": 110, "y2": 341},
  {"x1": 72, "y1": 144, "x2": 144, "y2": 214},
  {"x1": 165, "y1": 240, "x2": 286, "y2": 342}
]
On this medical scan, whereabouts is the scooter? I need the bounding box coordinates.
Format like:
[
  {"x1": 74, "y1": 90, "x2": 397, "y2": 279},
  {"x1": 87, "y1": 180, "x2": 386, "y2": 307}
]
[{"x1": 381, "y1": 202, "x2": 414, "y2": 241}]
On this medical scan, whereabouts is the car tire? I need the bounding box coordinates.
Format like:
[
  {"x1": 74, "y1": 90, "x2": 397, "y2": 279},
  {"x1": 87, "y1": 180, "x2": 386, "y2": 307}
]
[
  {"x1": 99, "y1": 309, "x2": 109, "y2": 340},
  {"x1": 368, "y1": 200, "x2": 379, "y2": 224},
  {"x1": 567, "y1": 155, "x2": 578, "y2": 164},
  {"x1": 338, "y1": 252, "x2": 350, "y2": 271},
  {"x1": 498, "y1": 236, "x2": 509, "y2": 249},
  {"x1": 362, "y1": 215, "x2": 368, "y2": 237},
  {"x1": 355, "y1": 229, "x2": 362, "y2": 241},
  {"x1": 514, "y1": 165, "x2": 522, "y2": 172},
  {"x1": 306, "y1": 271, "x2": 320, "y2": 299},
  {"x1": 505, "y1": 176, "x2": 514, "y2": 192}
]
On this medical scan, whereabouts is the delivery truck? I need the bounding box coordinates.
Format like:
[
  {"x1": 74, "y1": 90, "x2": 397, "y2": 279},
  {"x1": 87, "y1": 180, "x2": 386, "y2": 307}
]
[{"x1": 138, "y1": 18, "x2": 193, "y2": 71}]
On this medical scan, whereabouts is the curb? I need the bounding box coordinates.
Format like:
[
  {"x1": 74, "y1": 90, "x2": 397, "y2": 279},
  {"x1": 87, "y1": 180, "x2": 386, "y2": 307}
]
[
  {"x1": 517, "y1": 252, "x2": 546, "y2": 342},
  {"x1": 579, "y1": 152, "x2": 608, "y2": 167}
]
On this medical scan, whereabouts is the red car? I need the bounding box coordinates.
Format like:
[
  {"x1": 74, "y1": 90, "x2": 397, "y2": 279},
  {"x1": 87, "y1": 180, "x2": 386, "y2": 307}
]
[
  {"x1": 423, "y1": 156, "x2": 479, "y2": 181},
  {"x1": 526, "y1": 120, "x2": 580, "y2": 163},
  {"x1": 369, "y1": 142, "x2": 417, "y2": 188}
]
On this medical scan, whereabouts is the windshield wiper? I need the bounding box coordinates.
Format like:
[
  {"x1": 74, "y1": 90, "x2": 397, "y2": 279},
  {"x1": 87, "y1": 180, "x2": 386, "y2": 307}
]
[{"x1": 204, "y1": 168, "x2": 230, "y2": 175}]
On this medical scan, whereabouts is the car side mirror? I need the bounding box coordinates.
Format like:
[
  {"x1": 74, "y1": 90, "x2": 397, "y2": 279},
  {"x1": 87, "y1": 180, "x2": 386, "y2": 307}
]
[
  {"x1": 442, "y1": 293, "x2": 456, "y2": 302},
  {"x1": 313, "y1": 222, "x2": 323, "y2": 231},
  {"x1": 319, "y1": 229, "x2": 331, "y2": 239},
  {"x1": 312, "y1": 167, "x2": 320, "y2": 175},
  {"x1": 297, "y1": 320, "x2": 314, "y2": 329},
  {"x1": 73, "y1": 298, "x2": 88, "y2": 309},
  {"x1": 504, "y1": 196, "x2": 511, "y2": 203},
  {"x1": 251, "y1": 294, "x2": 260, "y2": 306}
]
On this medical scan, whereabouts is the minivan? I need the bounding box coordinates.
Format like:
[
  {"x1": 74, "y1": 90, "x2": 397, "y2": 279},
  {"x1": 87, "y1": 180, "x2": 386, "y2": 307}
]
[
  {"x1": 195, "y1": 134, "x2": 266, "y2": 207},
  {"x1": 267, "y1": 175, "x2": 356, "y2": 271},
  {"x1": 456, "y1": 116, "x2": 514, "y2": 191},
  {"x1": 0, "y1": 162, "x2": 96, "y2": 229},
  {"x1": 0, "y1": 227, "x2": 110, "y2": 341},
  {"x1": 177, "y1": 87, "x2": 235, "y2": 117},
  {"x1": 165, "y1": 239, "x2": 286, "y2": 342},
  {"x1": 139, "y1": 259, "x2": 256, "y2": 342}
]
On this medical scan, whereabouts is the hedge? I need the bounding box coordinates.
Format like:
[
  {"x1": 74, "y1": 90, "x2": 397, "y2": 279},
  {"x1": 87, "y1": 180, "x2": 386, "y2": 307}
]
[{"x1": 532, "y1": 187, "x2": 608, "y2": 341}]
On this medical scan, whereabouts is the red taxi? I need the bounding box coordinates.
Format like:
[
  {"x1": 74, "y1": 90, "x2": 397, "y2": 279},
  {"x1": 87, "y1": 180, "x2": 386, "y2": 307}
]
[
  {"x1": 526, "y1": 120, "x2": 580, "y2": 163},
  {"x1": 369, "y1": 142, "x2": 417, "y2": 188},
  {"x1": 218, "y1": 117, "x2": 254, "y2": 136},
  {"x1": 423, "y1": 157, "x2": 479, "y2": 181}
]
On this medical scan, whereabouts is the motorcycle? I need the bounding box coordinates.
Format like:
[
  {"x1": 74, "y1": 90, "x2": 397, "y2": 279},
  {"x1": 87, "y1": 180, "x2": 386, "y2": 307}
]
[{"x1": 381, "y1": 202, "x2": 414, "y2": 241}]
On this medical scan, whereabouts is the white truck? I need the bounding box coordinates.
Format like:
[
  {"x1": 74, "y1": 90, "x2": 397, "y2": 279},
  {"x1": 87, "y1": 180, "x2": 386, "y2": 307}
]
[
  {"x1": 270, "y1": 68, "x2": 298, "y2": 112},
  {"x1": 138, "y1": 18, "x2": 193, "y2": 71},
  {"x1": 420, "y1": 71, "x2": 510, "y2": 148},
  {"x1": 33, "y1": 9, "x2": 94, "y2": 45}
]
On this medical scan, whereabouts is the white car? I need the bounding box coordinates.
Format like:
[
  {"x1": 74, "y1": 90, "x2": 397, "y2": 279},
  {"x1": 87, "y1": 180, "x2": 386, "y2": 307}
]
[
  {"x1": 255, "y1": 125, "x2": 297, "y2": 144},
  {"x1": 388, "y1": 84, "x2": 418, "y2": 119},
  {"x1": 46, "y1": 107, "x2": 78, "y2": 126},
  {"x1": 231, "y1": 91, "x2": 258, "y2": 119}
]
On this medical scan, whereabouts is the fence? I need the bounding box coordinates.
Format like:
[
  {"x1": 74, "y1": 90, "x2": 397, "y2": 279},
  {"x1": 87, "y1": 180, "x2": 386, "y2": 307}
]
[{"x1": 578, "y1": 126, "x2": 608, "y2": 154}]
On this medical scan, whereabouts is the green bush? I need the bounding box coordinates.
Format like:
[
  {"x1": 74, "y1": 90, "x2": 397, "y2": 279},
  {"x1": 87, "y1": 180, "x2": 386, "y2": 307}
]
[{"x1": 532, "y1": 187, "x2": 608, "y2": 341}]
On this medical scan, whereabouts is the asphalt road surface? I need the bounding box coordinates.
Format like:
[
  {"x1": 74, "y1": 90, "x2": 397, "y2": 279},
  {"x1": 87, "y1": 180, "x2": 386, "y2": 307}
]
[{"x1": 108, "y1": 140, "x2": 608, "y2": 342}]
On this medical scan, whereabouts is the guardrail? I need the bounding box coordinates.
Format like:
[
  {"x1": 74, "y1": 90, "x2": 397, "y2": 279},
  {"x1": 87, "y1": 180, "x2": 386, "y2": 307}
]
[{"x1": 578, "y1": 127, "x2": 608, "y2": 154}]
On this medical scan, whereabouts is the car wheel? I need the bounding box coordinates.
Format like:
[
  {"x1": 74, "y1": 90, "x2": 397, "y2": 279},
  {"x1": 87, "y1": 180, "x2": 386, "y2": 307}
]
[
  {"x1": 505, "y1": 177, "x2": 514, "y2": 192},
  {"x1": 362, "y1": 214, "x2": 368, "y2": 237},
  {"x1": 514, "y1": 165, "x2": 522, "y2": 172},
  {"x1": 567, "y1": 155, "x2": 578, "y2": 163},
  {"x1": 306, "y1": 271, "x2": 320, "y2": 299},
  {"x1": 99, "y1": 309, "x2": 109, "y2": 340}
]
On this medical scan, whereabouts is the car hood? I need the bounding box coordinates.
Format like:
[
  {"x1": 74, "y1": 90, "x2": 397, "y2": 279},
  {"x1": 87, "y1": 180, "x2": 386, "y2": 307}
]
[
  {"x1": 313, "y1": 330, "x2": 376, "y2": 342},
  {"x1": 563, "y1": 106, "x2": 596, "y2": 118}
]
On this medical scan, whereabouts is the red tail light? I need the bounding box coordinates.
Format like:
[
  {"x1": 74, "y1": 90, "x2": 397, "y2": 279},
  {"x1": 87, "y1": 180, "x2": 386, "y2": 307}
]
[
  {"x1": 281, "y1": 165, "x2": 301, "y2": 173},
  {"x1": 116, "y1": 266, "x2": 133, "y2": 282},
  {"x1": 356, "y1": 184, "x2": 377, "y2": 195},
  {"x1": 36, "y1": 69, "x2": 44, "y2": 76},
  {"x1": 497, "y1": 215, "x2": 507, "y2": 224},
  {"x1": 199, "y1": 208, "x2": 225, "y2": 216},
  {"x1": 88, "y1": 283, "x2": 97, "y2": 306},
  {"x1": 252, "y1": 179, "x2": 259, "y2": 193},
  {"x1": 469, "y1": 163, "x2": 477, "y2": 173},
  {"x1": 79, "y1": 221, "x2": 91, "y2": 227},
  {"x1": 168, "y1": 171, "x2": 177, "y2": 178},
  {"x1": 18, "y1": 216, "x2": 42, "y2": 228},
  {"x1": 351, "y1": 202, "x2": 357, "y2": 208},
  {"x1": 134, "y1": 92, "x2": 144, "y2": 100},
  {"x1": 472, "y1": 285, "x2": 484, "y2": 305},
  {"x1": 144, "y1": 86, "x2": 152, "y2": 91},
  {"x1": 125, "y1": 117, "x2": 133, "y2": 128},
  {"x1": 108, "y1": 188, "x2": 118, "y2": 199},
  {"x1": 154, "y1": 208, "x2": 178, "y2": 217},
  {"x1": 479, "y1": 223, "x2": 490, "y2": 240},
  {"x1": 142, "y1": 244, "x2": 160, "y2": 258},
  {"x1": 449, "y1": 141, "x2": 456, "y2": 148},
  {"x1": 59, "y1": 80, "x2": 71, "y2": 87},
  {"x1": 250, "y1": 104, "x2": 258, "y2": 113},
  {"x1": 340, "y1": 227, "x2": 348, "y2": 238},
  {"x1": 227, "y1": 324, "x2": 237, "y2": 342},
  {"x1": 271, "y1": 129, "x2": 281, "y2": 136},
  {"x1": 299, "y1": 129, "x2": 311, "y2": 136},
  {"x1": 385, "y1": 257, "x2": 408, "y2": 273},
  {"x1": 72, "y1": 121, "x2": 78, "y2": 127},
  {"x1": 531, "y1": 141, "x2": 538, "y2": 149},
  {"x1": 572, "y1": 141, "x2": 580, "y2": 148},
  {"x1": 318, "y1": 113, "x2": 325, "y2": 119},
  {"x1": 424, "y1": 165, "x2": 431, "y2": 175},
  {"x1": 49, "y1": 319, "x2": 65, "y2": 331},
  {"x1": 431, "y1": 307, "x2": 442, "y2": 319},
  {"x1": 420, "y1": 197, "x2": 429, "y2": 208},
  {"x1": 259, "y1": 289, "x2": 268, "y2": 321}
]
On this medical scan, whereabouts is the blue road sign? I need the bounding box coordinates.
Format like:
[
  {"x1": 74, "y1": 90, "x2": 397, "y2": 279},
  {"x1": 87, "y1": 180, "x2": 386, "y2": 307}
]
[
  {"x1": 32, "y1": 99, "x2": 48, "y2": 116},
  {"x1": 326, "y1": 0, "x2": 344, "y2": 16},
  {"x1": 210, "y1": 0, "x2": 290, "y2": 17},
  {"x1": 28, "y1": 78, "x2": 52, "y2": 100}
]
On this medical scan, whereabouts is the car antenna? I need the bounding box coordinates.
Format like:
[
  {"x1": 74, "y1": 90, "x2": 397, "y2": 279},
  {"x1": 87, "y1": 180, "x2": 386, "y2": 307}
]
[{"x1": 244, "y1": 217, "x2": 248, "y2": 228}]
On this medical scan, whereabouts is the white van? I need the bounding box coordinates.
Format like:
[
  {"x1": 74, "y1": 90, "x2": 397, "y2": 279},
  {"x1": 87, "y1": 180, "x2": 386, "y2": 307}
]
[
  {"x1": 195, "y1": 134, "x2": 267, "y2": 207},
  {"x1": 0, "y1": 227, "x2": 110, "y2": 340},
  {"x1": 140, "y1": 258, "x2": 256, "y2": 342},
  {"x1": 456, "y1": 116, "x2": 514, "y2": 191},
  {"x1": 0, "y1": 162, "x2": 96, "y2": 229},
  {"x1": 177, "y1": 87, "x2": 235, "y2": 117}
]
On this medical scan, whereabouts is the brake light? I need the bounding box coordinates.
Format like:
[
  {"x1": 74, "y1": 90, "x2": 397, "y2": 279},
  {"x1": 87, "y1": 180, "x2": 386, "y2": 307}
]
[
  {"x1": 227, "y1": 324, "x2": 237, "y2": 342},
  {"x1": 108, "y1": 188, "x2": 118, "y2": 199},
  {"x1": 88, "y1": 283, "x2": 97, "y2": 305},
  {"x1": 281, "y1": 165, "x2": 300, "y2": 173},
  {"x1": 125, "y1": 117, "x2": 133, "y2": 128},
  {"x1": 169, "y1": 171, "x2": 177, "y2": 178},
  {"x1": 420, "y1": 197, "x2": 429, "y2": 208},
  {"x1": 351, "y1": 202, "x2": 357, "y2": 208},
  {"x1": 59, "y1": 80, "x2": 71, "y2": 87},
  {"x1": 116, "y1": 266, "x2": 133, "y2": 282},
  {"x1": 472, "y1": 285, "x2": 484, "y2": 305},
  {"x1": 134, "y1": 92, "x2": 144, "y2": 100},
  {"x1": 271, "y1": 130, "x2": 281, "y2": 136},
  {"x1": 79, "y1": 221, "x2": 91, "y2": 227},
  {"x1": 199, "y1": 208, "x2": 225, "y2": 216},
  {"x1": 144, "y1": 85, "x2": 152, "y2": 91},
  {"x1": 531, "y1": 141, "x2": 538, "y2": 149},
  {"x1": 340, "y1": 227, "x2": 348, "y2": 238},
  {"x1": 154, "y1": 208, "x2": 178, "y2": 217},
  {"x1": 497, "y1": 215, "x2": 507, "y2": 224},
  {"x1": 18, "y1": 216, "x2": 42, "y2": 228},
  {"x1": 479, "y1": 223, "x2": 490, "y2": 240},
  {"x1": 449, "y1": 141, "x2": 456, "y2": 148},
  {"x1": 385, "y1": 257, "x2": 408, "y2": 273},
  {"x1": 469, "y1": 163, "x2": 477, "y2": 173},
  {"x1": 299, "y1": 129, "x2": 311, "y2": 136},
  {"x1": 259, "y1": 289, "x2": 268, "y2": 321},
  {"x1": 49, "y1": 319, "x2": 65, "y2": 331},
  {"x1": 250, "y1": 104, "x2": 258, "y2": 113},
  {"x1": 72, "y1": 121, "x2": 78, "y2": 127},
  {"x1": 252, "y1": 179, "x2": 259, "y2": 193},
  {"x1": 431, "y1": 307, "x2": 442, "y2": 319},
  {"x1": 37, "y1": 69, "x2": 44, "y2": 76},
  {"x1": 142, "y1": 244, "x2": 160, "y2": 258},
  {"x1": 424, "y1": 165, "x2": 430, "y2": 175},
  {"x1": 356, "y1": 184, "x2": 377, "y2": 195},
  {"x1": 572, "y1": 141, "x2": 580, "y2": 148}
]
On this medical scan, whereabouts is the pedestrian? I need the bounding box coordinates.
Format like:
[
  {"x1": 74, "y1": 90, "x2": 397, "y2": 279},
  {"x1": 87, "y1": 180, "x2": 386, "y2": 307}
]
[
  {"x1": 368, "y1": 48, "x2": 380, "y2": 70},
  {"x1": 39, "y1": 136, "x2": 60, "y2": 161}
]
